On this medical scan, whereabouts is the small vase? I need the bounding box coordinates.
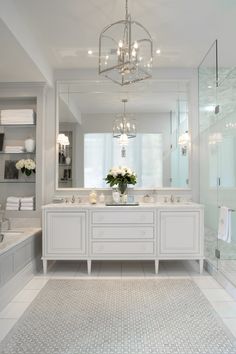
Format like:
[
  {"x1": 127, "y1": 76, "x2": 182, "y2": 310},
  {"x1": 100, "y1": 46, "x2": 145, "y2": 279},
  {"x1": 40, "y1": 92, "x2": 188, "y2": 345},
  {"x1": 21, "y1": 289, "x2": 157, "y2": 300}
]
[
  {"x1": 24, "y1": 138, "x2": 35, "y2": 153},
  {"x1": 65, "y1": 156, "x2": 71, "y2": 165},
  {"x1": 118, "y1": 182, "x2": 127, "y2": 195},
  {"x1": 118, "y1": 183, "x2": 128, "y2": 204}
]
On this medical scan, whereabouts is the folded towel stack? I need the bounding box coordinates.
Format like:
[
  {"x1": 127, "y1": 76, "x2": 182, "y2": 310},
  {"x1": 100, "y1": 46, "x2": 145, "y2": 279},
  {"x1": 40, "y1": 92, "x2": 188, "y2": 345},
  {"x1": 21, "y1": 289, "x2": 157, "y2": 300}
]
[
  {"x1": 20, "y1": 196, "x2": 35, "y2": 211},
  {"x1": 5, "y1": 145, "x2": 25, "y2": 153},
  {"x1": 6, "y1": 196, "x2": 20, "y2": 210},
  {"x1": 0, "y1": 109, "x2": 35, "y2": 125}
]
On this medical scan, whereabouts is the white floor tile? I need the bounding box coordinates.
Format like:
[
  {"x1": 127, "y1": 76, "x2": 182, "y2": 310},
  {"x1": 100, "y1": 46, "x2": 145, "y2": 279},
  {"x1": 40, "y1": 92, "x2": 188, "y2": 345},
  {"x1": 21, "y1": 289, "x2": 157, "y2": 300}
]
[
  {"x1": 211, "y1": 301, "x2": 236, "y2": 318},
  {"x1": 11, "y1": 289, "x2": 40, "y2": 303},
  {"x1": 142, "y1": 261, "x2": 168, "y2": 277},
  {"x1": 194, "y1": 277, "x2": 222, "y2": 289},
  {"x1": 99, "y1": 261, "x2": 122, "y2": 277},
  {"x1": 24, "y1": 278, "x2": 49, "y2": 290},
  {"x1": 121, "y1": 261, "x2": 145, "y2": 277},
  {"x1": 201, "y1": 289, "x2": 234, "y2": 302},
  {"x1": 74, "y1": 261, "x2": 92, "y2": 277},
  {"x1": 223, "y1": 318, "x2": 236, "y2": 337},
  {"x1": 164, "y1": 261, "x2": 189, "y2": 277},
  {"x1": 0, "y1": 302, "x2": 30, "y2": 319},
  {"x1": 0, "y1": 318, "x2": 17, "y2": 342}
]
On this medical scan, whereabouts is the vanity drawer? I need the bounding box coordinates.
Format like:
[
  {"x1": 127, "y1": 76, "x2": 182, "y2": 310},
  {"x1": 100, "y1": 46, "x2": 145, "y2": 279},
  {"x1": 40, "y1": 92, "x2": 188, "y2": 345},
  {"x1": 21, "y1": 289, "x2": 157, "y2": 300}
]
[
  {"x1": 92, "y1": 211, "x2": 154, "y2": 224},
  {"x1": 91, "y1": 241, "x2": 154, "y2": 255},
  {"x1": 91, "y1": 226, "x2": 154, "y2": 239}
]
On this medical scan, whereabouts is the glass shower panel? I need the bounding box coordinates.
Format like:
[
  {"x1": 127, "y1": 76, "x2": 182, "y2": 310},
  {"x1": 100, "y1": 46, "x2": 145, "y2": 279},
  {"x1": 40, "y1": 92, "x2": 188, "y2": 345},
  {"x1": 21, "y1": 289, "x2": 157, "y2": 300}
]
[
  {"x1": 217, "y1": 68, "x2": 236, "y2": 284},
  {"x1": 199, "y1": 41, "x2": 219, "y2": 269}
]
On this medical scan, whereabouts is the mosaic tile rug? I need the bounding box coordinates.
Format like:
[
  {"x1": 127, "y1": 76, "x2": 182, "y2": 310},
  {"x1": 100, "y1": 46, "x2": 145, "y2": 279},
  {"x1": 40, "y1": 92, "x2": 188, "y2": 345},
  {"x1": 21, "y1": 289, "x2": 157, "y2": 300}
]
[{"x1": 0, "y1": 279, "x2": 236, "y2": 354}]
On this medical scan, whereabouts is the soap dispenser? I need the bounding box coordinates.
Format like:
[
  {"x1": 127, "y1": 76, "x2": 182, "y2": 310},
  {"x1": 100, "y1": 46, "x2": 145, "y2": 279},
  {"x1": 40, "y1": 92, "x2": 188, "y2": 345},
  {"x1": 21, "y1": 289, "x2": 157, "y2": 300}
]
[{"x1": 89, "y1": 190, "x2": 97, "y2": 204}]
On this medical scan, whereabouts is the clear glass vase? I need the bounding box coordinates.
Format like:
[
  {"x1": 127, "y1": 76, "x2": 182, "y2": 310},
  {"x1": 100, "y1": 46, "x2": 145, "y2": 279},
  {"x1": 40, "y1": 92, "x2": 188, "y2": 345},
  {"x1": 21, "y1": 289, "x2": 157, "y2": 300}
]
[{"x1": 118, "y1": 183, "x2": 128, "y2": 203}]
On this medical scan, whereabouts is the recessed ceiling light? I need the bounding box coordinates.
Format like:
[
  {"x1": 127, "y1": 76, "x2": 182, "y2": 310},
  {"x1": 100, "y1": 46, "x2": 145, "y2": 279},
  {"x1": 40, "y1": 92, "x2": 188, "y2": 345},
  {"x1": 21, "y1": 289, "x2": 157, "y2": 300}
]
[
  {"x1": 88, "y1": 50, "x2": 93, "y2": 55},
  {"x1": 208, "y1": 85, "x2": 212, "y2": 89},
  {"x1": 156, "y1": 49, "x2": 161, "y2": 54}
]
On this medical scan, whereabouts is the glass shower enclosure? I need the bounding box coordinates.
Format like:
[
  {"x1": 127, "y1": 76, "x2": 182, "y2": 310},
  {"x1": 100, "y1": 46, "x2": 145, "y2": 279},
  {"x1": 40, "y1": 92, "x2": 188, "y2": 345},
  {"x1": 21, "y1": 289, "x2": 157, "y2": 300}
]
[{"x1": 199, "y1": 40, "x2": 236, "y2": 286}]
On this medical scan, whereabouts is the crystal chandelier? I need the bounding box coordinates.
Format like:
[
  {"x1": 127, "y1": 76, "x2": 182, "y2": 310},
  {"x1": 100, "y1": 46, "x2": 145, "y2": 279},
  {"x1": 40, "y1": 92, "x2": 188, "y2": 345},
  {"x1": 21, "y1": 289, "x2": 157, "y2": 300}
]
[
  {"x1": 99, "y1": 0, "x2": 153, "y2": 86},
  {"x1": 113, "y1": 99, "x2": 136, "y2": 146}
]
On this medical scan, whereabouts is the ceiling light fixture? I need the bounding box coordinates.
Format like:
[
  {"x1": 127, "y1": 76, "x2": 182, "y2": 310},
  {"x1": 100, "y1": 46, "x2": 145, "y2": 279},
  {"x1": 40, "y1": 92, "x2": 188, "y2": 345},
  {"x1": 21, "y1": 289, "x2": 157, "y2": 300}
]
[
  {"x1": 88, "y1": 50, "x2": 93, "y2": 55},
  {"x1": 113, "y1": 99, "x2": 136, "y2": 141},
  {"x1": 99, "y1": 0, "x2": 153, "y2": 86},
  {"x1": 156, "y1": 49, "x2": 161, "y2": 54}
]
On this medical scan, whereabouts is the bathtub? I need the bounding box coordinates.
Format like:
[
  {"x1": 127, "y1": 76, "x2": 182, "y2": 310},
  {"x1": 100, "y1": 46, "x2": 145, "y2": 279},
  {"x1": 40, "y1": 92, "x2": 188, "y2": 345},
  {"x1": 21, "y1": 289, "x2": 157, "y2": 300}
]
[{"x1": 0, "y1": 228, "x2": 42, "y2": 311}]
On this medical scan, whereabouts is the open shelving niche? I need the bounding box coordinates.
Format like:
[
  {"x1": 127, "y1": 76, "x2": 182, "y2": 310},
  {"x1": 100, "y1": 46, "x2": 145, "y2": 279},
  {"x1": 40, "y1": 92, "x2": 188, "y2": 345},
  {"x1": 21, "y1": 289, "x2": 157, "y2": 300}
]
[{"x1": 0, "y1": 84, "x2": 45, "y2": 217}]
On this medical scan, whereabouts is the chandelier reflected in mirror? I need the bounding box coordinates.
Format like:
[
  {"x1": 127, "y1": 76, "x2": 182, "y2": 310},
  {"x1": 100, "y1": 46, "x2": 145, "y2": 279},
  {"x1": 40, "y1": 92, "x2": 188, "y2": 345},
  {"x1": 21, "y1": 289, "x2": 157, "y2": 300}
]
[
  {"x1": 99, "y1": 0, "x2": 153, "y2": 86},
  {"x1": 113, "y1": 99, "x2": 136, "y2": 147}
]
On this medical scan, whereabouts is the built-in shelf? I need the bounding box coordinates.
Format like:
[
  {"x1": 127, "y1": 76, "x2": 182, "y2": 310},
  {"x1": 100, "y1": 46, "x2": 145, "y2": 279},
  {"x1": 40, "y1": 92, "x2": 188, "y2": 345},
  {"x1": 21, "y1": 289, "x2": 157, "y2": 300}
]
[
  {"x1": 0, "y1": 124, "x2": 36, "y2": 127},
  {"x1": 0, "y1": 180, "x2": 35, "y2": 183},
  {"x1": 0, "y1": 152, "x2": 35, "y2": 155},
  {"x1": 59, "y1": 163, "x2": 71, "y2": 167}
]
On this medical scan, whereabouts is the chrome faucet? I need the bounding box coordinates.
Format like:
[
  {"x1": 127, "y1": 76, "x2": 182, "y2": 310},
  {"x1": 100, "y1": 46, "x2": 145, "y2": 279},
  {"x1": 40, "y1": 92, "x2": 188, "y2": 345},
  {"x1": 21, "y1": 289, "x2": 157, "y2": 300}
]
[{"x1": 170, "y1": 194, "x2": 175, "y2": 203}]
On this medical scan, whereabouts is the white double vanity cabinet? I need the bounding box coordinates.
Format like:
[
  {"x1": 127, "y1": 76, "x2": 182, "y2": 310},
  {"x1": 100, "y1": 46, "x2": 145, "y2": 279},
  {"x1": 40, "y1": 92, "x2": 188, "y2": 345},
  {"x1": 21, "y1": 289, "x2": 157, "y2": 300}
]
[{"x1": 42, "y1": 203, "x2": 204, "y2": 275}]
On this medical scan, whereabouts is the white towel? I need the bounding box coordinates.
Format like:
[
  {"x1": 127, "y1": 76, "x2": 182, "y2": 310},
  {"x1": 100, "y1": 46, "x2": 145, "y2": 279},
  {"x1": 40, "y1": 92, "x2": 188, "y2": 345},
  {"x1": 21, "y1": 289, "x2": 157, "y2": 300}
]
[
  {"x1": 218, "y1": 206, "x2": 232, "y2": 243},
  {"x1": 7, "y1": 196, "x2": 20, "y2": 203},
  {"x1": 21, "y1": 197, "x2": 35, "y2": 202},
  {"x1": 6, "y1": 202, "x2": 20, "y2": 207},
  {"x1": 1, "y1": 109, "x2": 34, "y2": 115},
  {"x1": 6, "y1": 206, "x2": 19, "y2": 210},
  {"x1": 21, "y1": 202, "x2": 34, "y2": 207},
  {"x1": 20, "y1": 206, "x2": 34, "y2": 211}
]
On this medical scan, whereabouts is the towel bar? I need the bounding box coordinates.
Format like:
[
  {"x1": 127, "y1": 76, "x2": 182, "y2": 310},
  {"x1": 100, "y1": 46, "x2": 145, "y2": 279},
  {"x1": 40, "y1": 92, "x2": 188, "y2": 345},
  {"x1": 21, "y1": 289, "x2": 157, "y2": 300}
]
[{"x1": 218, "y1": 206, "x2": 235, "y2": 212}]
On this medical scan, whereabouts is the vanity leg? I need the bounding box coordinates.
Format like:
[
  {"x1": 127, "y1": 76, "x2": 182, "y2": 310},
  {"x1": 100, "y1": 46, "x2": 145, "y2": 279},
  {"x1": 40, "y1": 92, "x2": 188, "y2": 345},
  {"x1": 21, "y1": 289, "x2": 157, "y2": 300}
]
[
  {"x1": 87, "y1": 260, "x2": 92, "y2": 275},
  {"x1": 43, "y1": 259, "x2": 47, "y2": 274},
  {"x1": 199, "y1": 259, "x2": 204, "y2": 274},
  {"x1": 155, "y1": 260, "x2": 159, "y2": 275}
]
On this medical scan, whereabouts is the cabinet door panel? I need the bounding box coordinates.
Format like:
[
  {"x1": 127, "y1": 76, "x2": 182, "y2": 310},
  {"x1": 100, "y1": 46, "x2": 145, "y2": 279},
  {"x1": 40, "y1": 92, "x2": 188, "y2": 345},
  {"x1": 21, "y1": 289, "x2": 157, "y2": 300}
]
[
  {"x1": 47, "y1": 212, "x2": 86, "y2": 255},
  {"x1": 159, "y1": 211, "x2": 200, "y2": 255}
]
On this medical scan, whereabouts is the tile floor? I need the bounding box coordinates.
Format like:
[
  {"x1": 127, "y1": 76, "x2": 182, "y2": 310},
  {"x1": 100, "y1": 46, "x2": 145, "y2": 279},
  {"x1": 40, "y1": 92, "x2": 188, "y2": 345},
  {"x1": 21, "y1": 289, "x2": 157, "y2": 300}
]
[{"x1": 0, "y1": 260, "x2": 236, "y2": 344}]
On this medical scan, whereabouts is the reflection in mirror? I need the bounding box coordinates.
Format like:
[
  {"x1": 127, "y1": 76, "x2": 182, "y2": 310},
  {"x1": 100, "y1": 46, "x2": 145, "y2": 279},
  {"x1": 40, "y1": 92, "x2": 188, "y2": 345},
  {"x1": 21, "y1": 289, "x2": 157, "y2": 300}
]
[{"x1": 57, "y1": 80, "x2": 190, "y2": 189}]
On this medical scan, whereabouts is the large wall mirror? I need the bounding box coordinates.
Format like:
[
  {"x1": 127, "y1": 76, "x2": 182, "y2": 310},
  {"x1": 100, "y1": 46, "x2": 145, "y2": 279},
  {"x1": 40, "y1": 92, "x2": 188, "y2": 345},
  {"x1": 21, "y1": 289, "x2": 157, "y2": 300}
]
[{"x1": 56, "y1": 79, "x2": 190, "y2": 190}]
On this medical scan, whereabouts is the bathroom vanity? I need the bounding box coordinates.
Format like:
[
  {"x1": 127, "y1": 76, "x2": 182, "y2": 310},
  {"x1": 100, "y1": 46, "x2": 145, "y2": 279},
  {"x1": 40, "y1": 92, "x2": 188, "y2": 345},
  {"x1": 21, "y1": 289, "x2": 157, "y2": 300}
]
[{"x1": 42, "y1": 203, "x2": 204, "y2": 274}]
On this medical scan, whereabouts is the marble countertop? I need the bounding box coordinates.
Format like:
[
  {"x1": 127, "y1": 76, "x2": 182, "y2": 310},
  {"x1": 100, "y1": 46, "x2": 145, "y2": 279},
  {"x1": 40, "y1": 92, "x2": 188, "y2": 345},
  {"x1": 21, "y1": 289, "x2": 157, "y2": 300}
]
[
  {"x1": 42, "y1": 202, "x2": 204, "y2": 209},
  {"x1": 0, "y1": 227, "x2": 41, "y2": 255}
]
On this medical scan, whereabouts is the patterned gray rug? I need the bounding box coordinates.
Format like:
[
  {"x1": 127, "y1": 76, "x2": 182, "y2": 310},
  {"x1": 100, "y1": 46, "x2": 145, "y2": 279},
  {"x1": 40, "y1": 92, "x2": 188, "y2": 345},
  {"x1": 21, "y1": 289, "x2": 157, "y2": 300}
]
[{"x1": 0, "y1": 279, "x2": 236, "y2": 354}]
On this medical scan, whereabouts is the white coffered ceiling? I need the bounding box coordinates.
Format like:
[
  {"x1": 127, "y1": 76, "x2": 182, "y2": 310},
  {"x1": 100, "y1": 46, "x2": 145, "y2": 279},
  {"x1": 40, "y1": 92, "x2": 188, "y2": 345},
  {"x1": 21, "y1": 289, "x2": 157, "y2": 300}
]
[
  {"x1": 0, "y1": 0, "x2": 236, "y2": 83},
  {"x1": 0, "y1": 0, "x2": 235, "y2": 114}
]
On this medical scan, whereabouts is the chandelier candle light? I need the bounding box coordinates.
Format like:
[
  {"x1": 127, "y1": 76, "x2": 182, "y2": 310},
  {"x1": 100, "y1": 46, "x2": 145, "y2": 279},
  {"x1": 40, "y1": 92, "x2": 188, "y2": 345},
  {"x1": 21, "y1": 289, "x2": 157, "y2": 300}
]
[{"x1": 99, "y1": 0, "x2": 153, "y2": 85}]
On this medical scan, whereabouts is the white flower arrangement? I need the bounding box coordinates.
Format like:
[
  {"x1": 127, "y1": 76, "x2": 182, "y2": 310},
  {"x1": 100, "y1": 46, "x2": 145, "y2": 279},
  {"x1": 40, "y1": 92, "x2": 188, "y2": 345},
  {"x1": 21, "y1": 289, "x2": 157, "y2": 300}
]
[
  {"x1": 105, "y1": 166, "x2": 137, "y2": 190},
  {"x1": 15, "y1": 159, "x2": 36, "y2": 176}
]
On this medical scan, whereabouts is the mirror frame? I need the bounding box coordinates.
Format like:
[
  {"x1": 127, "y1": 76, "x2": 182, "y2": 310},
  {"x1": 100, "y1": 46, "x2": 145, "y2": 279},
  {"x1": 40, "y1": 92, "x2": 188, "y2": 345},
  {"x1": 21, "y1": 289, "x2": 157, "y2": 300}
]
[{"x1": 55, "y1": 79, "x2": 192, "y2": 191}]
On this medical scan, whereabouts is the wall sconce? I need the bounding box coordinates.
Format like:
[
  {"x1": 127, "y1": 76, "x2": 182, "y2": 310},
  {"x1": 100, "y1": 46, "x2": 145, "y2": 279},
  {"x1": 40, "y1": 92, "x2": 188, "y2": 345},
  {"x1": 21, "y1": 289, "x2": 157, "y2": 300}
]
[
  {"x1": 178, "y1": 131, "x2": 190, "y2": 156},
  {"x1": 57, "y1": 133, "x2": 70, "y2": 152}
]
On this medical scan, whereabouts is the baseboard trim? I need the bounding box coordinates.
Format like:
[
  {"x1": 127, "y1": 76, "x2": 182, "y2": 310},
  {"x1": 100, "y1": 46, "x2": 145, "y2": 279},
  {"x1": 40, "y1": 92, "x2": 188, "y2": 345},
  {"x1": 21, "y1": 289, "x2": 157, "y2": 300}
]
[{"x1": 0, "y1": 256, "x2": 42, "y2": 312}]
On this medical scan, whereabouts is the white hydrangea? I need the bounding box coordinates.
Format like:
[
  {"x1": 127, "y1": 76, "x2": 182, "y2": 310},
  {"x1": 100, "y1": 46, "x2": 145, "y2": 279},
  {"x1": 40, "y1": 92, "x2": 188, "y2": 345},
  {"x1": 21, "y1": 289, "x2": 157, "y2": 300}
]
[
  {"x1": 15, "y1": 159, "x2": 36, "y2": 171},
  {"x1": 15, "y1": 159, "x2": 25, "y2": 170},
  {"x1": 25, "y1": 159, "x2": 36, "y2": 170}
]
